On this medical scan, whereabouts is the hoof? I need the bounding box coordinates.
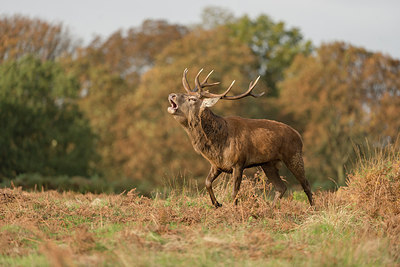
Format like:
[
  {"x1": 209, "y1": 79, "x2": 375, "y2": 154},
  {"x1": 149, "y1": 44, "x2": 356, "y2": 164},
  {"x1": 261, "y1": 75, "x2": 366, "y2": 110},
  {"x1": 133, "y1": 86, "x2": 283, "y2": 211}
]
[{"x1": 214, "y1": 202, "x2": 222, "y2": 208}]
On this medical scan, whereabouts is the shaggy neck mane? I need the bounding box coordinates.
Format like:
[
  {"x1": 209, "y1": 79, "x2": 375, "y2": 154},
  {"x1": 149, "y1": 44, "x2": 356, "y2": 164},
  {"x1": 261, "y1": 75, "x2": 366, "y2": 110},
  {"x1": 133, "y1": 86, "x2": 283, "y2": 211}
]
[{"x1": 186, "y1": 108, "x2": 228, "y2": 156}]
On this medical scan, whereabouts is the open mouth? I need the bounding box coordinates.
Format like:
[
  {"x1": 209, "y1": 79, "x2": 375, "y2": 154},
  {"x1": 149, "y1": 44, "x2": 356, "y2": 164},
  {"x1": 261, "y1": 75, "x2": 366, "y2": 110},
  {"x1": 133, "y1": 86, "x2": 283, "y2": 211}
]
[{"x1": 168, "y1": 96, "x2": 178, "y2": 114}]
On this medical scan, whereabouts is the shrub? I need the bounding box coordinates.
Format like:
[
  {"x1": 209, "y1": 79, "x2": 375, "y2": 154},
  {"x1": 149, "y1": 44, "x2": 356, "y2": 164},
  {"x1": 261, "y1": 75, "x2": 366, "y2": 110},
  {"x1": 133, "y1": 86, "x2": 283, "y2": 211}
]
[{"x1": 0, "y1": 173, "x2": 143, "y2": 194}]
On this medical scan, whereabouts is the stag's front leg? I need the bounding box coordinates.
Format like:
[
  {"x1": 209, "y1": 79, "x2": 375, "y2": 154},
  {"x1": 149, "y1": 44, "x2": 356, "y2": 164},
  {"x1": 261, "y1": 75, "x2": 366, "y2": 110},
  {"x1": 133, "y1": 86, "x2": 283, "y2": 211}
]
[
  {"x1": 232, "y1": 166, "x2": 244, "y2": 205},
  {"x1": 205, "y1": 165, "x2": 222, "y2": 208}
]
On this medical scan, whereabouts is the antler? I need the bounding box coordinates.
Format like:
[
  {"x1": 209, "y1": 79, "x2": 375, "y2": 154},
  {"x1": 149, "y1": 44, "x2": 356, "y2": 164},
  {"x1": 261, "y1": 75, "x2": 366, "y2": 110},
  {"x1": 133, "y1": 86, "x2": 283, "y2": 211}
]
[
  {"x1": 183, "y1": 69, "x2": 264, "y2": 100},
  {"x1": 200, "y1": 76, "x2": 264, "y2": 100}
]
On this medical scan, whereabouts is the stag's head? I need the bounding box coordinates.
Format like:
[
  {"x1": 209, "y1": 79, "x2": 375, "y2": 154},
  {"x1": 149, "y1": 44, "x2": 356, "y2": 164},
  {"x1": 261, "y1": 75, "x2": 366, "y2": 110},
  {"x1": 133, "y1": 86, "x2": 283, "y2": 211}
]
[{"x1": 168, "y1": 69, "x2": 263, "y2": 126}]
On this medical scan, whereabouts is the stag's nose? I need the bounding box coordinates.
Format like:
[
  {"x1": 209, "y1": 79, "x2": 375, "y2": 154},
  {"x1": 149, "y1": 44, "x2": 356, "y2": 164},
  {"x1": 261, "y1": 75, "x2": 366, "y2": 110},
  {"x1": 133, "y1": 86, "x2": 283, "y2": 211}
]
[{"x1": 169, "y1": 93, "x2": 177, "y2": 101}]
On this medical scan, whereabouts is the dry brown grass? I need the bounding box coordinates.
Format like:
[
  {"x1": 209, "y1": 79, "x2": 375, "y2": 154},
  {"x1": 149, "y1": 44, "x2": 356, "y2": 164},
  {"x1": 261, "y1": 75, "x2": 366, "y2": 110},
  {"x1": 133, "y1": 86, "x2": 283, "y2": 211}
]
[
  {"x1": 1, "y1": 145, "x2": 399, "y2": 266},
  {"x1": 339, "y1": 141, "x2": 400, "y2": 260}
]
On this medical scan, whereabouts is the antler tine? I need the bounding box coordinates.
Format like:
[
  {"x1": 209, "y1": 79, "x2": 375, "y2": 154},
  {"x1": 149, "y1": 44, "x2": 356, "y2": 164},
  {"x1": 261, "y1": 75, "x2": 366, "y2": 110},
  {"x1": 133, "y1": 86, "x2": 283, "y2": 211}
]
[
  {"x1": 222, "y1": 76, "x2": 264, "y2": 100},
  {"x1": 201, "y1": 82, "x2": 221, "y2": 88},
  {"x1": 194, "y1": 68, "x2": 203, "y2": 92},
  {"x1": 202, "y1": 70, "x2": 213, "y2": 84},
  {"x1": 182, "y1": 68, "x2": 192, "y2": 93},
  {"x1": 201, "y1": 70, "x2": 221, "y2": 88},
  {"x1": 221, "y1": 80, "x2": 236, "y2": 96}
]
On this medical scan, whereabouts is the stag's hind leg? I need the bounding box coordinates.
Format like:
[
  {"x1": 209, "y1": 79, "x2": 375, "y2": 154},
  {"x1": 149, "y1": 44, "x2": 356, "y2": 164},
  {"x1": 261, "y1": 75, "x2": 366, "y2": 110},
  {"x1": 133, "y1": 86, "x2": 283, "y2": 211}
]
[
  {"x1": 284, "y1": 152, "x2": 314, "y2": 206},
  {"x1": 261, "y1": 161, "x2": 287, "y2": 206},
  {"x1": 232, "y1": 166, "x2": 244, "y2": 205}
]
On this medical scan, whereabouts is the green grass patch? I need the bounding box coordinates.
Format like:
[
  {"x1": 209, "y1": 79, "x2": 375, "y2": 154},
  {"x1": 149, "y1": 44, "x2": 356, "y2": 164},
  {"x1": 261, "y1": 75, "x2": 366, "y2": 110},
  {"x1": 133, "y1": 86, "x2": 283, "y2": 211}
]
[
  {"x1": 93, "y1": 223, "x2": 124, "y2": 238},
  {"x1": 0, "y1": 254, "x2": 49, "y2": 267},
  {"x1": 63, "y1": 214, "x2": 93, "y2": 229}
]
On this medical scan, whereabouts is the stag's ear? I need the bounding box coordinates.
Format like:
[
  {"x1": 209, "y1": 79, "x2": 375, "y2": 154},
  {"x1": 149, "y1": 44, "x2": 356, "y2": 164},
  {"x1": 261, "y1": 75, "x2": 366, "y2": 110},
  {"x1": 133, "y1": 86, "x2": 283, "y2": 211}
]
[{"x1": 201, "y1": 97, "x2": 220, "y2": 108}]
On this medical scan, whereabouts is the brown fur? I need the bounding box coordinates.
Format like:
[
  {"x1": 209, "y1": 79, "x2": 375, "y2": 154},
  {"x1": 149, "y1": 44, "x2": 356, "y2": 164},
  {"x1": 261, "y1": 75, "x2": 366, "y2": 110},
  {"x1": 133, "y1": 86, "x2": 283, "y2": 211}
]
[{"x1": 168, "y1": 90, "x2": 313, "y2": 207}]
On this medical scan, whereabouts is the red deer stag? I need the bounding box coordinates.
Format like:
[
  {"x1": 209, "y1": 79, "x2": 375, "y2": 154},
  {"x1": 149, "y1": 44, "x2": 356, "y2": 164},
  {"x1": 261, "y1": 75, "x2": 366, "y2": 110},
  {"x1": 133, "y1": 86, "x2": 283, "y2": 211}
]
[{"x1": 167, "y1": 69, "x2": 313, "y2": 207}]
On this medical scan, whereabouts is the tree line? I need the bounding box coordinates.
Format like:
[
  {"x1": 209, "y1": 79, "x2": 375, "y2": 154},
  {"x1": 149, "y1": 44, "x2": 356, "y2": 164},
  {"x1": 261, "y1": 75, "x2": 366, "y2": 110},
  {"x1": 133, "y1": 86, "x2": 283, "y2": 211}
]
[{"x1": 0, "y1": 9, "x2": 399, "y2": 193}]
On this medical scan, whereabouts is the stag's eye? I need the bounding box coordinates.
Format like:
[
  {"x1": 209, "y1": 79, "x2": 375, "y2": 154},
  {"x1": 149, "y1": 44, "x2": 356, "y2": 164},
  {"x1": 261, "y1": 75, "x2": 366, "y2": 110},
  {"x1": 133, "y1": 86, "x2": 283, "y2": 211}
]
[{"x1": 188, "y1": 97, "x2": 197, "y2": 102}]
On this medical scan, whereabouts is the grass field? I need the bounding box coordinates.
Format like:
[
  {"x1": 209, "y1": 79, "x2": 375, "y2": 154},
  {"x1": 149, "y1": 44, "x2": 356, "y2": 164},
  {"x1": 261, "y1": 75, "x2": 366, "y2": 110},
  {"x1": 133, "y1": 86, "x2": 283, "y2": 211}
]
[{"x1": 1, "y1": 147, "x2": 399, "y2": 266}]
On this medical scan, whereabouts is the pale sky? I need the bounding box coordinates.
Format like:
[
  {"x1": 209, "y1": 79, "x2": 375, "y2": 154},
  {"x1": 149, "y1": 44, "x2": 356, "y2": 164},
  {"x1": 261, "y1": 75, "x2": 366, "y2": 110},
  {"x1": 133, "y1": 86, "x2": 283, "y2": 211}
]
[{"x1": 1, "y1": 0, "x2": 399, "y2": 58}]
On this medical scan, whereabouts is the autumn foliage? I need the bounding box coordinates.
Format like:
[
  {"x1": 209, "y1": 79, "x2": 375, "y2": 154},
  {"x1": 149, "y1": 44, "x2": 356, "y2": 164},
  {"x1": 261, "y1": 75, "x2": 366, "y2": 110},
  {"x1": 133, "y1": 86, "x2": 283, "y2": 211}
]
[
  {"x1": 0, "y1": 15, "x2": 74, "y2": 63},
  {"x1": 280, "y1": 43, "x2": 400, "y2": 185},
  {"x1": 0, "y1": 11, "x2": 399, "y2": 194}
]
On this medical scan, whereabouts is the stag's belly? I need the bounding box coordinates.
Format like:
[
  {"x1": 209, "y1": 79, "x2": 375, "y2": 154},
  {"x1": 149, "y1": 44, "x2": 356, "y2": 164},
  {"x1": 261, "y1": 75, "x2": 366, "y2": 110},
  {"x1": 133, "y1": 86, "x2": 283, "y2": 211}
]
[
  {"x1": 203, "y1": 150, "x2": 279, "y2": 173},
  {"x1": 199, "y1": 142, "x2": 279, "y2": 173}
]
